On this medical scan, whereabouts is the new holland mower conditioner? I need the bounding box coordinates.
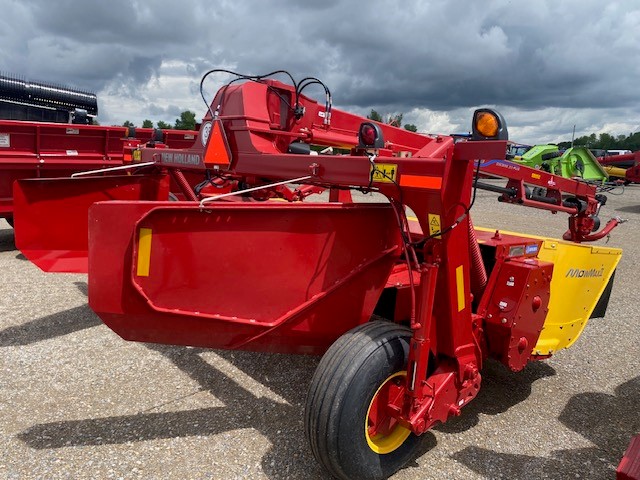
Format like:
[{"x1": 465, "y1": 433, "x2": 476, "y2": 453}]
[{"x1": 12, "y1": 70, "x2": 623, "y2": 480}]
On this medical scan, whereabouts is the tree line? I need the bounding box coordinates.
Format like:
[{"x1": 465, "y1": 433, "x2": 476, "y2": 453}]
[
  {"x1": 367, "y1": 110, "x2": 418, "y2": 132},
  {"x1": 122, "y1": 110, "x2": 197, "y2": 131},
  {"x1": 557, "y1": 131, "x2": 640, "y2": 151},
  {"x1": 117, "y1": 109, "x2": 639, "y2": 153}
]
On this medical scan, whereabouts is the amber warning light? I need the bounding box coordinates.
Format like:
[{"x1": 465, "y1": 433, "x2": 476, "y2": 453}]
[{"x1": 472, "y1": 109, "x2": 508, "y2": 141}]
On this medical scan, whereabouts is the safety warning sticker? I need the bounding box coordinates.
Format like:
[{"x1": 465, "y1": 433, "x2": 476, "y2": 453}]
[
  {"x1": 428, "y1": 213, "x2": 441, "y2": 238},
  {"x1": 0, "y1": 133, "x2": 9, "y2": 147},
  {"x1": 370, "y1": 163, "x2": 398, "y2": 183}
]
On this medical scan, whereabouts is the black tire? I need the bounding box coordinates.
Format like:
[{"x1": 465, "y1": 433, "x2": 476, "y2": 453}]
[{"x1": 305, "y1": 321, "x2": 422, "y2": 480}]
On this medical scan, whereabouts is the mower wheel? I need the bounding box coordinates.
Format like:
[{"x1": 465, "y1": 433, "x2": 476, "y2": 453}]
[{"x1": 305, "y1": 321, "x2": 422, "y2": 480}]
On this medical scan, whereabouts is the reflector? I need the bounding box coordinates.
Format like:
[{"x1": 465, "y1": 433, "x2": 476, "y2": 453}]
[{"x1": 203, "y1": 120, "x2": 231, "y2": 166}]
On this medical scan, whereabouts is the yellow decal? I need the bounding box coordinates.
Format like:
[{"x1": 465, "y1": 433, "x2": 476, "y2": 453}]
[
  {"x1": 428, "y1": 214, "x2": 441, "y2": 238},
  {"x1": 370, "y1": 163, "x2": 398, "y2": 183},
  {"x1": 531, "y1": 172, "x2": 541, "y2": 179},
  {"x1": 456, "y1": 265, "x2": 465, "y2": 312},
  {"x1": 136, "y1": 228, "x2": 153, "y2": 277},
  {"x1": 133, "y1": 149, "x2": 141, "y2": 162}
]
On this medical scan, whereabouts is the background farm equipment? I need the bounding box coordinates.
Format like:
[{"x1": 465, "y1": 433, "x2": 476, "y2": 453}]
[
  {"x1": 0, "y1": 72, "x2": 199, "y2": 227},
  {"x1": 12, "y1": 71, "x2": 624, "y2": 480},
  {"x1": 0, "y1": 72, "x2": 97, "y2": 124},
  {"x1": 596, "y1": 150, "x2": 640, "y2": 184},
  {"x1": 0, "y1": 120, "x2": 198, "y2": 228},
  {"x1": 509, "y1": 143, "x2": 609, "y2": 182}
]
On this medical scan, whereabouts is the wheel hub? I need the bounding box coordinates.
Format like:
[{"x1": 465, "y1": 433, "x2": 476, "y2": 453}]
[{"x1": 365, "y1": 371, "x2": 411, "y2": 454}]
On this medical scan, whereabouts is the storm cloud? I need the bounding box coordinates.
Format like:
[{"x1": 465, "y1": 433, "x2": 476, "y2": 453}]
[{"x1": 1, "y1": 0, "x2": 638, "y2": 143}]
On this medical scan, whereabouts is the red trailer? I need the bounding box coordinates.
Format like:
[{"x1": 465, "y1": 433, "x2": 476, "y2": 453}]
[{"x1": 0, "y1": 120, "x2": 198, "y2": 224}]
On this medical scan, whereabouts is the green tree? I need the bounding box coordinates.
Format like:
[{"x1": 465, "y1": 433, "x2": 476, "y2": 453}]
[
  {"x1": 157, "y1": 120, "x2": 172, "y2": 130},
  {"x1": 174, "y1": 110, "x2": 197, "y2": 130},
  {"x1": 122, "y1": 120, "x2": 135, "y2": 128},
  {"x1": 573, "y1": 133, "x2": 597, "y2": 147},
  {"x1": 142, "y1": 119, "x2": 154, "y2": 128},
  {"x1": 367, "y1": 109, "x2": 383, "y2": 122},
  {"x1": 367, "y1": 110, "x2": 418, "y2": 131},
  {"x1": 598, "y1": 133, "x2": 615, "y2": 150},
  {"x1": 387, "y1": 113, "x2": 403, "y2": 127},
  {"x1": 624, "y1": 132, "x2": 640, "y2": 151}
]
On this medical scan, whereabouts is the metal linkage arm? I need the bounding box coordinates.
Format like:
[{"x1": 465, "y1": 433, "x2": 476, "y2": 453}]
[{"x1": 477, "y1": 158, "x2": 620, "y2": 242}]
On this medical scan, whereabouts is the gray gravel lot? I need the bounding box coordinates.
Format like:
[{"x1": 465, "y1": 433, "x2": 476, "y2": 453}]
[{"x1": 0, "y1": 185, "x2": 638, "y2": 479}]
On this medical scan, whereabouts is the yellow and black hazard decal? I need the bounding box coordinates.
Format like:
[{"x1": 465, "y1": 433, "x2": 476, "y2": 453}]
[
  {"x1": 428, "y1": 213, "x2": 441, "y2": 238},
  {"x1": 370, "y1": 163, "x2": 398, "y2": 183}
]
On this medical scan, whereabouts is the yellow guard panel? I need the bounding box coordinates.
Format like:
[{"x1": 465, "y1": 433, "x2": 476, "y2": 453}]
[
  {"x1": 535, "y1": 238, "x2": 621, "y2": 354},
  {"x1": 476, "y1": 228, "x2": 622, "y2": 354}
]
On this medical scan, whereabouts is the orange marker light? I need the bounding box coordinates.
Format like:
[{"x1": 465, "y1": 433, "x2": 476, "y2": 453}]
[{"x1": 475, "y1": 112, "x2": 500, "y2": 138}]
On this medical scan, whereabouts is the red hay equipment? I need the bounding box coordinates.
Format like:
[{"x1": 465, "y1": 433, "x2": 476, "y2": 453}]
[
  {"x1": 11, "y1": 74, "x2": 624, "y2": 480},
  {"x1": 0, "y1": 120, "x2": 197, "y2": 223}
]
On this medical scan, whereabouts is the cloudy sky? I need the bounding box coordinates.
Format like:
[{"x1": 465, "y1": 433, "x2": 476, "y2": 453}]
[{"x1": 1, "y1": 0, "x2": 638, "y2": 144}]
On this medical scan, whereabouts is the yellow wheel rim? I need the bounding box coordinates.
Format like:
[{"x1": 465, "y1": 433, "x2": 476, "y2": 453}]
[{"x1": 365, "y1": 371, "x2": 411, "y2": 454}]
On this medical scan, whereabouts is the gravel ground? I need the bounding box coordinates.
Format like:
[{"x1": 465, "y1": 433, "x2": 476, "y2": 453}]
[{"x1": 0, "y1": 184, "x2": 638, "y2": 479}]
